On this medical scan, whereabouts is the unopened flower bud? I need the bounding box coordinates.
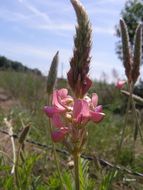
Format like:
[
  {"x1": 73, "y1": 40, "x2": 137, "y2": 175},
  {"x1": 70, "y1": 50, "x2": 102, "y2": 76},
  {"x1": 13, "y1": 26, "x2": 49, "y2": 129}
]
[{"x1": 47, "y1": 51, "x2": 59, "y2": 95}]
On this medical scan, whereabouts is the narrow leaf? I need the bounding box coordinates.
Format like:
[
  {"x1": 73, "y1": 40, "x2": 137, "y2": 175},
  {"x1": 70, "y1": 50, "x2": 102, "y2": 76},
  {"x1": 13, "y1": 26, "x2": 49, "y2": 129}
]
[{"x1": 19, "y1": 125, "x2": 30, "y2": 144}]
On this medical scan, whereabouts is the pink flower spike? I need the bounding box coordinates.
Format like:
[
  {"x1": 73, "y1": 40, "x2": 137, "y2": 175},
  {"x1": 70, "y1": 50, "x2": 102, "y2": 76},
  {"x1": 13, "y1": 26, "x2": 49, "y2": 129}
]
[
  {"x1": 90, "y1": 111, "x2": 105, "y2": 123},
  {"x1": 52, "y1": 113, "x2": 65, "y2": 128},
  {"x1": 116, "y1": 80, "x2": 126, "y2": 89},
  {"x1": 73, "y1": 99, "x2": 90, "y2": 125},
  {"x1": 51, "y1": 128, "x2": 68, "y2": 142}
]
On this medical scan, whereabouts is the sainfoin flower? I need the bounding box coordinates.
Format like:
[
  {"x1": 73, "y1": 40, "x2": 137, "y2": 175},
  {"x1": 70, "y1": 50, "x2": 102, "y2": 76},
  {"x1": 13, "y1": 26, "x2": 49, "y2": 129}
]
[
  {"x1": 44, "y1": 88, "x2": 104, "y2": 143},
  {"x1": 116, "y1": 80, "x2": 126, "y2": 89}
]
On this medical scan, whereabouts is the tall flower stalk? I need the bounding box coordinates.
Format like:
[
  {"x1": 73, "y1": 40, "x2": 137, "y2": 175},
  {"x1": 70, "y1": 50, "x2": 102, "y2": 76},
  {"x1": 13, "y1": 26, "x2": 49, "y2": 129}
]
[
  {"x1": 67, "y1": 0, "x2": 92, "y2": 188},
  {"x1": 67, "y1": 0, "x2": 92, "y2": 99},
  {"x1": 46, "y1": 52, "x2": 65, "y2": 187},
  {"x1": 44, "y1": 1, "x2": 104, "y2": 189},
  {"x1": 118, "y1": 19, "x2": 142, "y2": 153}
]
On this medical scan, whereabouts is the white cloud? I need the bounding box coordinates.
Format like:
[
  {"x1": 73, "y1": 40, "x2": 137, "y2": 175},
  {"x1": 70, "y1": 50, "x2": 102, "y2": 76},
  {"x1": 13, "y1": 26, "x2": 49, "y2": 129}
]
[
  {"x1": 34, "y1": 23, "x2": 74, "y2": 31},
  {"x1": 17, "y1": 0, "x2": 51, "y2": 24},
  {"x1": 0, "y1": 1, "x2": 74, "y2": 33},
  {"x1": 0, "y1": 9, "x2": 28, "y2": 22},
  {"x1": 93, "y1": 26, "x2": 115, "y2": 35}
]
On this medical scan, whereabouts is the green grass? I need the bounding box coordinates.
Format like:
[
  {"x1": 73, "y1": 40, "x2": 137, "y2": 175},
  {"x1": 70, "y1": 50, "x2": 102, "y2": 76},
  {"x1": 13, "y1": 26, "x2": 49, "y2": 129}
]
[{"x1": 0, "y1": 71, "x2": 143, "y2": 189}]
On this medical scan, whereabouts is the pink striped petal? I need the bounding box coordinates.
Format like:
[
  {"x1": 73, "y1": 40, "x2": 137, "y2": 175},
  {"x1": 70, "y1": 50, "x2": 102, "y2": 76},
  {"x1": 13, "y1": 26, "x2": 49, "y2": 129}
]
[
  {"x1": 73, "y1": 99, "x2": 90, "y2": 124},
  {"x1": 52, "y1": 89, "x2": 70, "y2": 112},
  {"x1": 57, "y1": 88, "x2": 68, "y2": 98},
  {"x1": 52, "y1": 90, "x2": 65, "y2": 111}
]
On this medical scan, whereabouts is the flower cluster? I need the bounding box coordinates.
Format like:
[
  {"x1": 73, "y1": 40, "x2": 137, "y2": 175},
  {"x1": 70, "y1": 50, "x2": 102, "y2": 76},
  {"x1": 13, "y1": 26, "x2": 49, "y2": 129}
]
[{"x1": 44, "y1": 88, "x2": 104, "y2": 143}]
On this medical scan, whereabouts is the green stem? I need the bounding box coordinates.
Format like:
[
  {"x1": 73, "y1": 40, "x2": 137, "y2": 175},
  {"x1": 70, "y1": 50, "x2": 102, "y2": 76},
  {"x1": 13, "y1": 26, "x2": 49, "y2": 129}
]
[
  {"x1": 14, "y1": 145, "x2": 21, "y2": 189},
  {"x1": 131, "y1": 90, "x2": 143, "y2": 144},
  {"x1": 47, "y1": 95, "x2": 64, "y2": 188},
  {"x1": 73, "y1": 152, "x2": 80, "y2": 190},
  {"x1": 118, "y1": 83, "x2": 132, "y2": 156},
  {"x1": 129, "y1": 83, "x2": 136, "y2": 157}
]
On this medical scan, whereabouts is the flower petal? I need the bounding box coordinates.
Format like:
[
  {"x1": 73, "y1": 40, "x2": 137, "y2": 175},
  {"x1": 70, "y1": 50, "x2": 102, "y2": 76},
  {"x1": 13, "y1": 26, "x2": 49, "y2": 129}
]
[
  {"x1": 44, "y1": 106, "x2": 58, "y2": 117},
  {"x1": 52, "y1": 90, "x2": 66, "y2": 111},
  {"x1": 52, "y1": 113, "x2": 65, "y2": 128},
  {"x1": 57, "y1": 88, "x2": 68, "y2": 98},
  {"x1": 95, "y1": 105, "x2": 103, "y2": 112},
  {"x1": 52, "y1": 89, "x2": 70, "y2": 112},
  {"x1": 90, "y1": 111, "x2": 105, "y2": 123},
  {"x1": 73, "y1": 99, "x2": 90, "y2": 124},
  {"x1": 91, "y1": 93, "x2": 98, "y2": 108},
  {"x1": 51, "y1": 128, "x2": 68, "y2": 142}
]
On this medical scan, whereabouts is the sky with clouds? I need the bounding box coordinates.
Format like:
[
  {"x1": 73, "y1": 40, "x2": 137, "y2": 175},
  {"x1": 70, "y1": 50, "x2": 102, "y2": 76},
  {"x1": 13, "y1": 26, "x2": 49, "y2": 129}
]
[{"x1": 0, "y1": 0, "x2": 135, "y2": 82}]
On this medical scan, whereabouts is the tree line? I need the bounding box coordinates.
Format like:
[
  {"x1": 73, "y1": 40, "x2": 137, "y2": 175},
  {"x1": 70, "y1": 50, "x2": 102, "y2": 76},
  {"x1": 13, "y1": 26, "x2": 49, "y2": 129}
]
[{"x1": 0, "y1": 55, "x2": 42, "y2": 75}]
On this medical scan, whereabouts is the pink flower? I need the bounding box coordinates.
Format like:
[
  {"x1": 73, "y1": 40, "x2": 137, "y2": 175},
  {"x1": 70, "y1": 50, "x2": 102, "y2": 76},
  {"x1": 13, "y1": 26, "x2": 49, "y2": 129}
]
[
  {"x1": 44, "y1": 89, "x2": 73, "y2": 142},
  {"x1": 116, "y1": 80, "x2": 126, "y2": 89},
  {"x1": 73, "y1": 99, "x2": 90, "y2": 125},
  {"x1": 89, "y1": 93, "x2": 105, "y2": 123},
  {"x1": 44, "y1": 88, "x2": 73, "y2": 117},
  {"x1": 44, "y1": 89, "x2": 105, "y2": 143},
  {"x1": 52, "y1": 88, "x2": 69, "y2": 112}
]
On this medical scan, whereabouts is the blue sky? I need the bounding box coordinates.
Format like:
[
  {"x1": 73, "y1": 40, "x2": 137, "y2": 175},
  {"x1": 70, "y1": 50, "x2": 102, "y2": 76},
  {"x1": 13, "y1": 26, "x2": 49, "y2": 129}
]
[{"x1": 0, "y1": 0, "x2": 133, "y2": 82}]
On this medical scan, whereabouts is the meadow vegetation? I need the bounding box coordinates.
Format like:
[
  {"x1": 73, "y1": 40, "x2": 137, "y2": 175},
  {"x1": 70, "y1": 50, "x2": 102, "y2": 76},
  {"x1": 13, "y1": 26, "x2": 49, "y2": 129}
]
[
  {"x1": 0, "y1": 70, "x2": 143, "y2": 189},
  {"x1": 0, "y1": 0, "x2": 143, "y2": 189}
]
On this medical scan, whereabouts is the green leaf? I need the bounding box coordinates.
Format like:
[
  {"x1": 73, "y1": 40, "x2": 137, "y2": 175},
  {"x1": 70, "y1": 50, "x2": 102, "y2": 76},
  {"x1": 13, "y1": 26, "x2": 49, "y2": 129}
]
[{"x1": 99, "y1": 169, "x2": 118, "y2": 190}]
